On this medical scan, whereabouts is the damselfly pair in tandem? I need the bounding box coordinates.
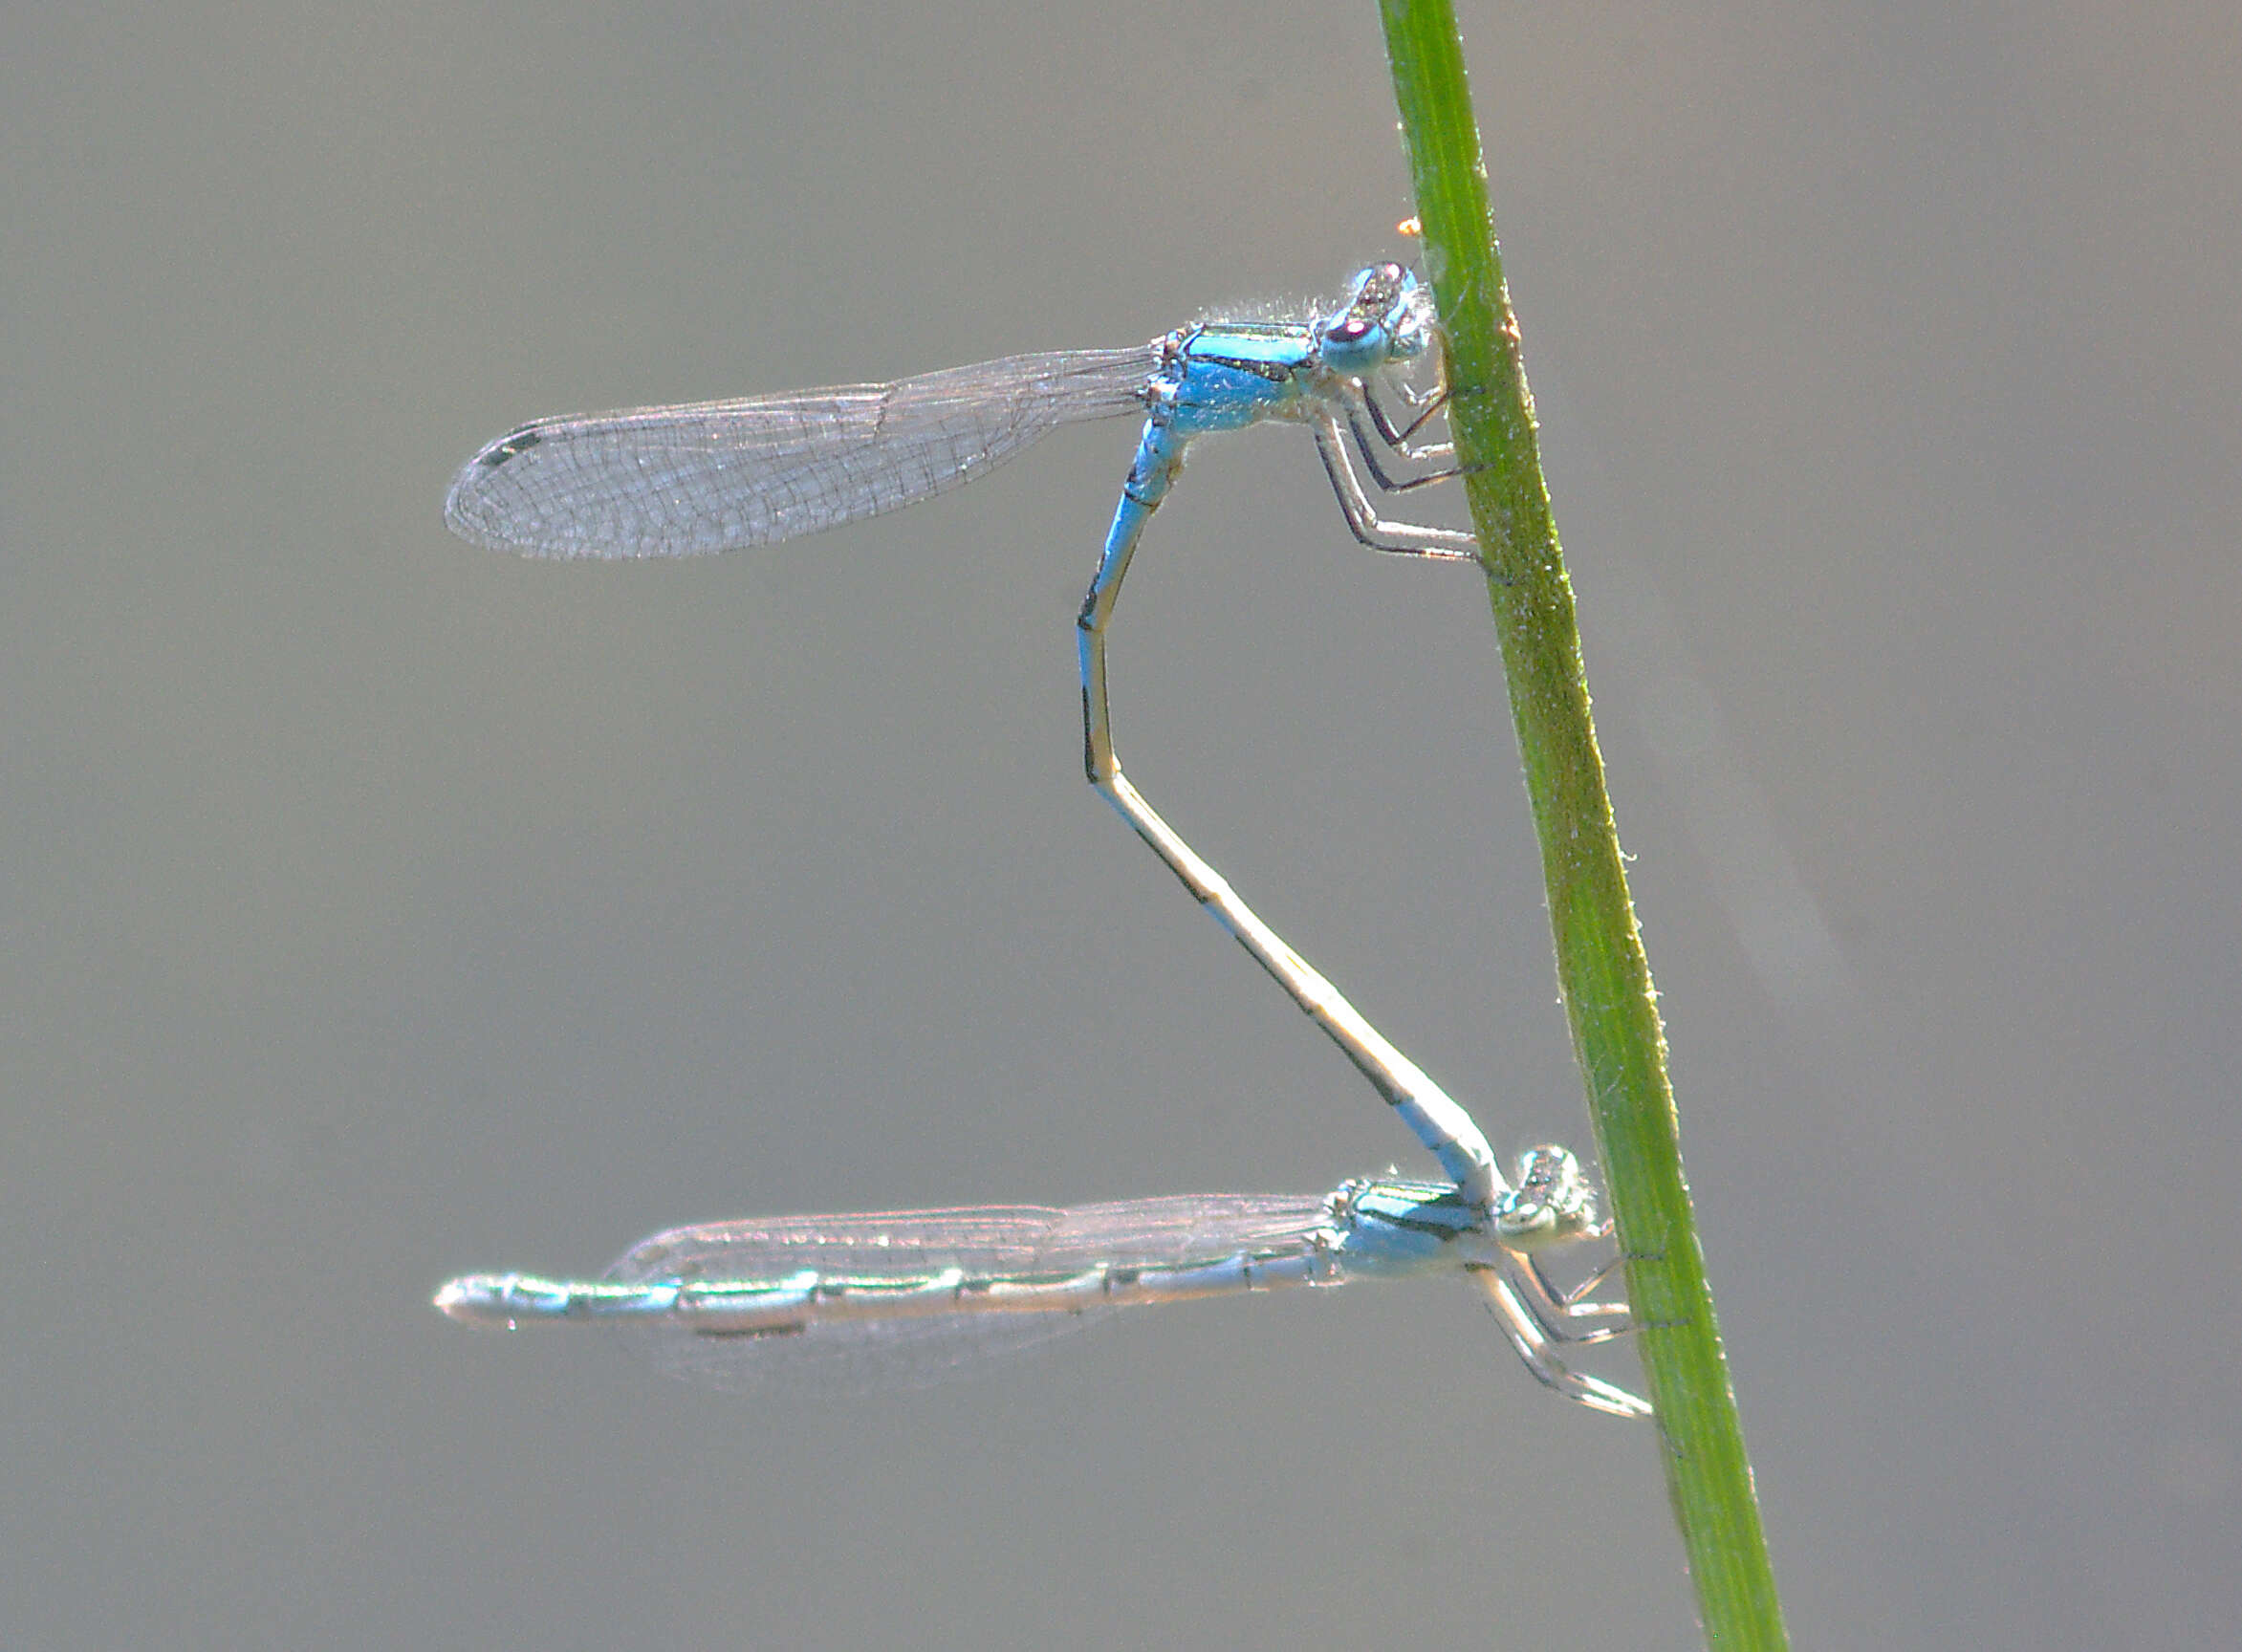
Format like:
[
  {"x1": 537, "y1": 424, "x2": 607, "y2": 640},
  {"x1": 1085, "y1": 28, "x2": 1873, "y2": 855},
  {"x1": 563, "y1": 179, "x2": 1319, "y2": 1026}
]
[{"x1": 435, "y1": 263, "x2": 1647, "y2": 1418}]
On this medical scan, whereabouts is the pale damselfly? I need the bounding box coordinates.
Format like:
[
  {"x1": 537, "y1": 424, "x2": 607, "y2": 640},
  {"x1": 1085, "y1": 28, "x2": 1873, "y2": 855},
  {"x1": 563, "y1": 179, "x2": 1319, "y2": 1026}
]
[{"x1": 436, "y1": 264, "x2": 1647, "y2": 1417}]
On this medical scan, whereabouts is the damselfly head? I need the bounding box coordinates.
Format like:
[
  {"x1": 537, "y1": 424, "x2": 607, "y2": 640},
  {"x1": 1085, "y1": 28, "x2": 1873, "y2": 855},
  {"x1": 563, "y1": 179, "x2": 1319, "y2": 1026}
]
[
  {"x1": 1319, "y1": 263, "x2": 1432, "y2": 373},
  {"x1": 1491, "y1": 1145, "x2": 1603, "y2": 1250}
]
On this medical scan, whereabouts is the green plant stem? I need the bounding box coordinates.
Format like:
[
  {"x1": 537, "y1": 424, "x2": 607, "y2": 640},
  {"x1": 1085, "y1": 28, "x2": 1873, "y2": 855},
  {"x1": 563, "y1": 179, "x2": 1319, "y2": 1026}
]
[{"x1": 1377, "y1": 2, "x2": 1788, "y2": 1645}]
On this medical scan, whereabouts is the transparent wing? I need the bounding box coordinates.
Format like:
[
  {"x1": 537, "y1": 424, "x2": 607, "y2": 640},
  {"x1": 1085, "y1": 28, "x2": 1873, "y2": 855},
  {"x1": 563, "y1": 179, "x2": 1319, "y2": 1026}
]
[
  {"x1": 444, "y1": 344, "x2": 1162, "y2": 558},
  {"x1": 605, "y1": 1193, "x2": 1335, "y2": 1393}
]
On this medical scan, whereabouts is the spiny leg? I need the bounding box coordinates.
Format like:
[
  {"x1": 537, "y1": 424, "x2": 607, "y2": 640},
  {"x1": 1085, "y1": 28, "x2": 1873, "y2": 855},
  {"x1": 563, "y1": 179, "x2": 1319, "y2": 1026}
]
[
  {"x1": 1475, "y1": 1264, "x2": 1654, "y2": 1419},
  {"x1": 1341, "y1": 399, "x2": 1471, "y2": 496},
  {"x1": 1356, "y1": 374, "x2": 1455, "y2": 463},
  {"x1": 1512, "y1": 1253, "x2": 1636, "y2": 1347},
  {"x1": 1347, "y1": 437, "x2": 1470, "y2": 496},
  {"x1": 1537, "y1": 1247, "x2": 1636, "y2": 1313},
  {"x1": 1311, "y1": 414, "x2": 1479, "y2": 558}
]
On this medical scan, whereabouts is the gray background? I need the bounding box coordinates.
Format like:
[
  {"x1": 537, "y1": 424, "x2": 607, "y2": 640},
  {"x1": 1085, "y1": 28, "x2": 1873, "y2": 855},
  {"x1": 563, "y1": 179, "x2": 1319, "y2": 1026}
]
[{"x1": 9, "y1": 2, "x2": 2236, "y2": 1647}]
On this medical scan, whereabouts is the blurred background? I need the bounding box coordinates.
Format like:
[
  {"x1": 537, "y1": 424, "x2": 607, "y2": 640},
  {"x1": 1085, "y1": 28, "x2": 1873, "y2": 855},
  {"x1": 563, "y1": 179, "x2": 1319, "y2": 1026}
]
[{"x1": 8, "y1": 2, "x2": 2236, "y2": 1646}]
